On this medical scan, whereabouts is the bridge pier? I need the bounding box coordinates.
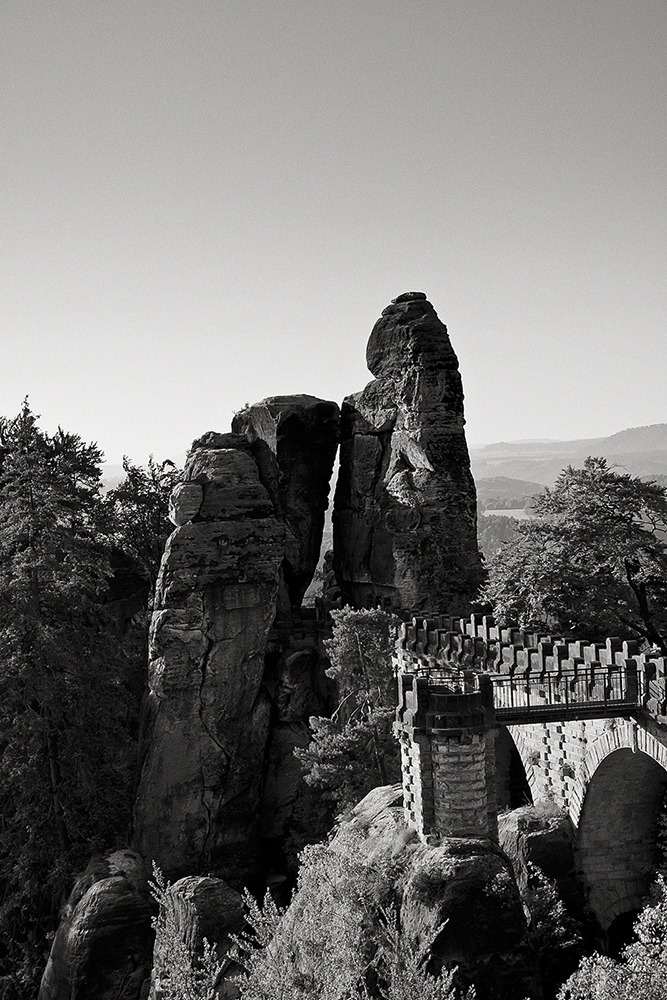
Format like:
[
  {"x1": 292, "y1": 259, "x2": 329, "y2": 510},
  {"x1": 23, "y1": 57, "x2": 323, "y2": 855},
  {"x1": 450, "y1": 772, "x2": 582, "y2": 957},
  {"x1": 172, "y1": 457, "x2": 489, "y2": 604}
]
[{"x1": 395, "y1": 673, "x2": 498, "y2": 842}]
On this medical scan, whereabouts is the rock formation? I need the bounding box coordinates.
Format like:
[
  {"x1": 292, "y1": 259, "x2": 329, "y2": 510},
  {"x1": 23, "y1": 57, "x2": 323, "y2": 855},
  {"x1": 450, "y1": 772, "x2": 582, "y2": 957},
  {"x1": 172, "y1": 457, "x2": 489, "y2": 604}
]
[
  {"x1": 132, "y1": 433, "x2": 286, "y2": 884},
  {"x1": 232, "y1": 394, "x2": 340, "y2": 611},
  {"x1": 38, "y1": 850, "x2": 154, "y2": 1000},
  {"x1": 149, "y1": 875, "x2": 244, "y2": 1000},
  {"x1": 252, "y1": 784, "x2": 528, "y2": 998},
  {"x1": 133, "y1": 394, "x2": 339, "y2": 887},
  {"x1": 334, "y1": 292, "x2": 483, "y2": 611}
]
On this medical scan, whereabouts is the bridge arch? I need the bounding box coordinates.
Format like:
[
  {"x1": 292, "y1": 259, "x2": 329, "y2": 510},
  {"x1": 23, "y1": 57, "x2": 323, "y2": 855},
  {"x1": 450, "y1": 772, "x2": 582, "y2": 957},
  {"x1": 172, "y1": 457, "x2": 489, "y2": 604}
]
[
  {"x1": 495, "y1": 725, "x2": 535, "y2": 810},
  {"x1": 574, "y1": 722, "x2": 667, "y2": 930}
]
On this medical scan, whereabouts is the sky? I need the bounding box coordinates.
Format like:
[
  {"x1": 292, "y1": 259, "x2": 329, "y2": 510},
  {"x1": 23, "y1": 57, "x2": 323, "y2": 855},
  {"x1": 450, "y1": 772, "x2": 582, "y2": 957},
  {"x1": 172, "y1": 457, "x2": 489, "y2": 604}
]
[{"x1": 2, "y1": 1, "x2": 665, "y2": 465}]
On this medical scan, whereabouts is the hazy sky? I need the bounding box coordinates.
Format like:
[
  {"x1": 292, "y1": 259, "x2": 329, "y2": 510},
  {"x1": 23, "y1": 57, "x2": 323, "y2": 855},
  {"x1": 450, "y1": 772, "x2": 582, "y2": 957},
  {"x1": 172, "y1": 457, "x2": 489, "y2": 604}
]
[{"x1": 2, "y1": 1, "x2": 665, "y2": 464}]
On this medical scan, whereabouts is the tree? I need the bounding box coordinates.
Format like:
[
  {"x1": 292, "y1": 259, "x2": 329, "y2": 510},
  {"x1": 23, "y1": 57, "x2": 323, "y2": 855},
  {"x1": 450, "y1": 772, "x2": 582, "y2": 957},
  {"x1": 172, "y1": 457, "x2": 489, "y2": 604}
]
[
  {"x1": 477, "y1": 513, "x2": 518, "y2": 561},
  {"x1": 483, "y1": 458, "x2": 667, "y2": 651},
  {"x1": 0, "y1": 402, "x2": 138, "y2": 995},
  {"x1": 558, "y1": 876, "x2": 667, "y2": 1000},
  {"x1": 297, "y1": 608, "x2": 401, "y2": 817},
  {"x1": 104, "y1": 455, "x2": 179, "y2": 589}
]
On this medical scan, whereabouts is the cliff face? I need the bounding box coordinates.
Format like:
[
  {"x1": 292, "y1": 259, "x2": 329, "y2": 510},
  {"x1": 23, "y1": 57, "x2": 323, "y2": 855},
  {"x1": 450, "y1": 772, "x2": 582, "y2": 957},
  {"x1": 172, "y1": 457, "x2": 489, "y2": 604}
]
[
  {"x1": 132, "y1": 434, "x2": 285, "y2": 884},
  {"x1": 333, "y1": 291, "x2": 483, "y2": 612}
]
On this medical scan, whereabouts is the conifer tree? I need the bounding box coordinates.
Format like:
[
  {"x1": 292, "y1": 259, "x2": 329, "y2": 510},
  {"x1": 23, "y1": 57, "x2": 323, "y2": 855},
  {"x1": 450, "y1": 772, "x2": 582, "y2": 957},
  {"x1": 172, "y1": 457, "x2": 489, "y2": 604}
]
[{"x1": 0, "y1": 402, "x2": 137, "y2": 995}]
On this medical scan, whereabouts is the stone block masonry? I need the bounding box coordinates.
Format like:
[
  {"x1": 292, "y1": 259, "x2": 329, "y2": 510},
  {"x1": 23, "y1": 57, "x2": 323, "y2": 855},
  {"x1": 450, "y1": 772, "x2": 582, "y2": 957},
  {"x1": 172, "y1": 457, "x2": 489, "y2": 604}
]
[{"x1": 394, "y1": 671, "x2": 497, "y2": 842}]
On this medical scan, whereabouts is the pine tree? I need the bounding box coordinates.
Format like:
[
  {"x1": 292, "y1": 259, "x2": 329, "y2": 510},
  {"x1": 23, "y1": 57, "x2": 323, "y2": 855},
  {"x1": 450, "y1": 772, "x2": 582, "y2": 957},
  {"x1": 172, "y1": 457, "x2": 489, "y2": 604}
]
[
  {"x1": 0, "y1": 402, "x2": 137, "y2": 995},
  {"x1": 104, "y1": 455, "x2": 179, "y2": 589}
]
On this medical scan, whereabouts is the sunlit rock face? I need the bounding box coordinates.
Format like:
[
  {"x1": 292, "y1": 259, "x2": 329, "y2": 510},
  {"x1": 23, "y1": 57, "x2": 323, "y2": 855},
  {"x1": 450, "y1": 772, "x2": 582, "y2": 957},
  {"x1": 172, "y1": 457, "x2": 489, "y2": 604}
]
[
  {"x1": 132, "y1": 434, "x2": 285, "y2": 885},
  {"x1": 334, "y1": 292, "x2": 483, "y2": 612}
]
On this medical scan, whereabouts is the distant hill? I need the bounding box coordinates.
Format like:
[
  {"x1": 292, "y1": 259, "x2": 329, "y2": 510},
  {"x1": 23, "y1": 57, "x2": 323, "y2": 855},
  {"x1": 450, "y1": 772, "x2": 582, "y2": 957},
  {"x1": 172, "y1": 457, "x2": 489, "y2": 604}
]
[
  {"x1": 470, "y1": 424, "x2": 667, "y2": 486},
  {"x1": 476, "y1": 476, "x2": 544, "y2": 509}
]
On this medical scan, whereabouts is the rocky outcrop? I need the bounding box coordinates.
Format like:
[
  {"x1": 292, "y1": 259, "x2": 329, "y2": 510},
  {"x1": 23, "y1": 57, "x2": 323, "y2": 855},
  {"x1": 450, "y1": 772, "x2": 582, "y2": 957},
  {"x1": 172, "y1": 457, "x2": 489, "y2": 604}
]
[
  {"x1": 334, "y1": 292, "x2": 483, "y2": 611},
  {"x1": 257, "y1": 785, "x2": 527, "y2": 999},
  {"x1": 132, "y1": 434, "x2": 285, "y2": 885},
  {"x1": 232, "y1": 395, "x2": 339, "y2": 611},
  {"x1": 150, "y1": 875, "x2": 244, "y2": 1000},
  {"x1": 38, "y1": 850, "x2": 154, "y2": 1000},
  {"x1": 498, "y1": 805, "x2": 583, "y2": 915}
]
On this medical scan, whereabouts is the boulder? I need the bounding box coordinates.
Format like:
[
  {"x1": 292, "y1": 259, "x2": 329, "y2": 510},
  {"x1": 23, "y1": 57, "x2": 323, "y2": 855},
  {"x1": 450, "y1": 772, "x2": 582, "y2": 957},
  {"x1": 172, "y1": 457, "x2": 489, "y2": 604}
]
[
  {"x1": 400, "y1": 839, "x2": 526, "y2": 969},
  {"x1": 334, "y1": 293, "x2": 483, "y2": 611},
  {"x1": 498, "y1": 805, "x2": 583, "y2": 915},
  {"x1": 232, "y1": 395, "x2": 340, "y2": 609},
  {"x1": 38, "y1": 850, "x2": 153, "y2": 1000},
  {"x1": 132, "y1": 439, "x2": 285, "y2": 885},
  {"x1": 150, "y1": 875, "x2": 244, "y2": 1000}
]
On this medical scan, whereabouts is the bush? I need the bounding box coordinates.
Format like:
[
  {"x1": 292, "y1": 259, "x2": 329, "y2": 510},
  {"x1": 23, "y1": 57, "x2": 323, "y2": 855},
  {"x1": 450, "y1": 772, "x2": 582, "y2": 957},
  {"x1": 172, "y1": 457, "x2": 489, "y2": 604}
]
[
  {"x1": 232, "y1": 842, "x2": 471, "y2": 1000},
  {"x1": 558, "y1": 876, "x2": 667, "y2": 1000},
  {"x1": 149, "y1": 865, "x2": 223, "y2": 1000}
]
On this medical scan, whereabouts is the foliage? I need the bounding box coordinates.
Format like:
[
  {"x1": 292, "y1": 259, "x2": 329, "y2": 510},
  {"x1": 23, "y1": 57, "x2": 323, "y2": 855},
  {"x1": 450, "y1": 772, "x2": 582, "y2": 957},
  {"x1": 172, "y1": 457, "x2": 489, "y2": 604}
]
[
  {"x1": 297, "y1": 711, "x2": 400, "y2": 815},
  {"x1": 233, "y1": 842, "x2": 468, "y2": 1000},
  {"x1": 477, "y1": 513, "x2": 518, "y2": 561},
  {"x1": 0, "y1": 402, "x2": 138, "y2": 995},
  {"x1": 104, "y1": 455, "x2": 179, "y2": 588},
  {"x1": 520, "y1": 864, "x2": 582, "y2": 996},
  {"x1": 297, "y1": 608, "x2": 401, "y2": 817},
  {"x1": 558, "y1": 876, "x2": 667, "y2": 1000},
  {"x1": 325, "y1": 607, "x2": 400, "y2": 708},
  {"x1": 483, "y1": 458, "x2": 667, "y2": 650},
  {"x1": 149, "y1": 865, "x2": 223, "y2": 1000},
  {"x1": 377, "y1": 908, "x2": 474, "y2": 1000}
]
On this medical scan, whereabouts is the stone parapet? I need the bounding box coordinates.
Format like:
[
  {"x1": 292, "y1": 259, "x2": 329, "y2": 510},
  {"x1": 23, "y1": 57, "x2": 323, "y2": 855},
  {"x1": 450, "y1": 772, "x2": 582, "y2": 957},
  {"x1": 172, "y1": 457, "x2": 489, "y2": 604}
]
[{"x1": 395, "y1": 612, "x2": 667, "y2": 716}]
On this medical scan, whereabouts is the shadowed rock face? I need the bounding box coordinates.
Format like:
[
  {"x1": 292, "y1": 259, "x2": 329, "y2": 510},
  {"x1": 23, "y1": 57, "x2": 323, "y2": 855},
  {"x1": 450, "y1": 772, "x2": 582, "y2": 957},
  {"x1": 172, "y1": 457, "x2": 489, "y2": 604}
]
[
  {"x1": 232, "y1": 395, "x2": 340, "y2": 610},
  {"x1": 334, "y1": 292, "x2": 483, "y2": 612},
  {"x1": 132, "y1": 437, "x2": 285, "y2": 885},
  {"x1": 38, "y1": 850, "x2": 154, "y2": 1000}
]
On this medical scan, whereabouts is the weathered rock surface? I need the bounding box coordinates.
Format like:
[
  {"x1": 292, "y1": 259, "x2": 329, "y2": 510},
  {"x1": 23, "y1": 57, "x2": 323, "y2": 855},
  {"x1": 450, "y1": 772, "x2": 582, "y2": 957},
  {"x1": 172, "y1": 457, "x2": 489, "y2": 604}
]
[
  {"x1": 149, "y1": 875, "x2": 244, "y2": 1000},
  {"x1": 232, "y1": 395, "x2": 339, "y2": 609},
  {"x1": 132, "y1": 438, "x2": 285, "y2": 885},
  {"x1": 499, "y1": 806, "x2": 576, "y2": 888},
  {"x1": 334, "y1": 292, "x2": 483, "y2": 611},
  {"x1": 400, "y1": 839, "x2": 525, "y2": 968},
  {"x1": 38, "y1": 850, "x2": 153, "y2": 1000},
  {"x1": 498, "y1": 805, "x2": 584, "y2": 917}
]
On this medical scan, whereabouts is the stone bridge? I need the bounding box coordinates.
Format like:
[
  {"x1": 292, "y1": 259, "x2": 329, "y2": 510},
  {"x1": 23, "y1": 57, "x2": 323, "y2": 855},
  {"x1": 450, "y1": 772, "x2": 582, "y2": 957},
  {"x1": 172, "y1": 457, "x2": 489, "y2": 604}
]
[{"x1": 393, "y1": 613, "x2": 667, "y2": 933}]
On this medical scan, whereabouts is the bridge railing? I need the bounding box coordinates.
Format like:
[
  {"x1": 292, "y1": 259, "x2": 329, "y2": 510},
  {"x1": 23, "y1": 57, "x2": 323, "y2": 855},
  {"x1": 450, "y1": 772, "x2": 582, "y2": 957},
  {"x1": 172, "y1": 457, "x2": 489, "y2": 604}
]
[{"x1": 490, "y1": 665, "x2": 640, "y2": 718}]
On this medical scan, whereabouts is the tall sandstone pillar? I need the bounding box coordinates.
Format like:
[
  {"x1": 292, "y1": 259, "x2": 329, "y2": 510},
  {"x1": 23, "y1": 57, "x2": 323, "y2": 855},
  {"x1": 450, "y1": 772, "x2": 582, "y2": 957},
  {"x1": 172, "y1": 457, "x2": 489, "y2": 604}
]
[
  {"x1": 132, "y1": 396, "x2": 340, "y2": 886},
  {"x1": 132, "y1": 434, "x2": 285, "y2": 883},
  {"x1": 333, "y1": 292, "x2": 483, "y2": 612}
]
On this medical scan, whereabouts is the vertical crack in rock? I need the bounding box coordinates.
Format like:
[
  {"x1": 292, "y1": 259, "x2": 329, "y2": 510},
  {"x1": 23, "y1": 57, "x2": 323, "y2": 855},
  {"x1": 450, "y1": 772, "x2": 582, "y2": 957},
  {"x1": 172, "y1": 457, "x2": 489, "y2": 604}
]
[
  {"x1": 334, "y1": 292, "x2": 483, "y2": 612},
  {"x1": 232, "y1": 395, "x2": 340, "y2": 612}
]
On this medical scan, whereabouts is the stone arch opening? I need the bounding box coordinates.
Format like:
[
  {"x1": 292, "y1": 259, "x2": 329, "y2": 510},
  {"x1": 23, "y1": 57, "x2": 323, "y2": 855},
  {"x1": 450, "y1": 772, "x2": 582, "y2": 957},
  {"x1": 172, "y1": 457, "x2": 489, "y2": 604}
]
[
  {"x1": 495, "y1": 726, "x2": 533, "y2": 811},
  {"x1": 577, "y1": 747, "x2": 667, "y2": 932}
]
